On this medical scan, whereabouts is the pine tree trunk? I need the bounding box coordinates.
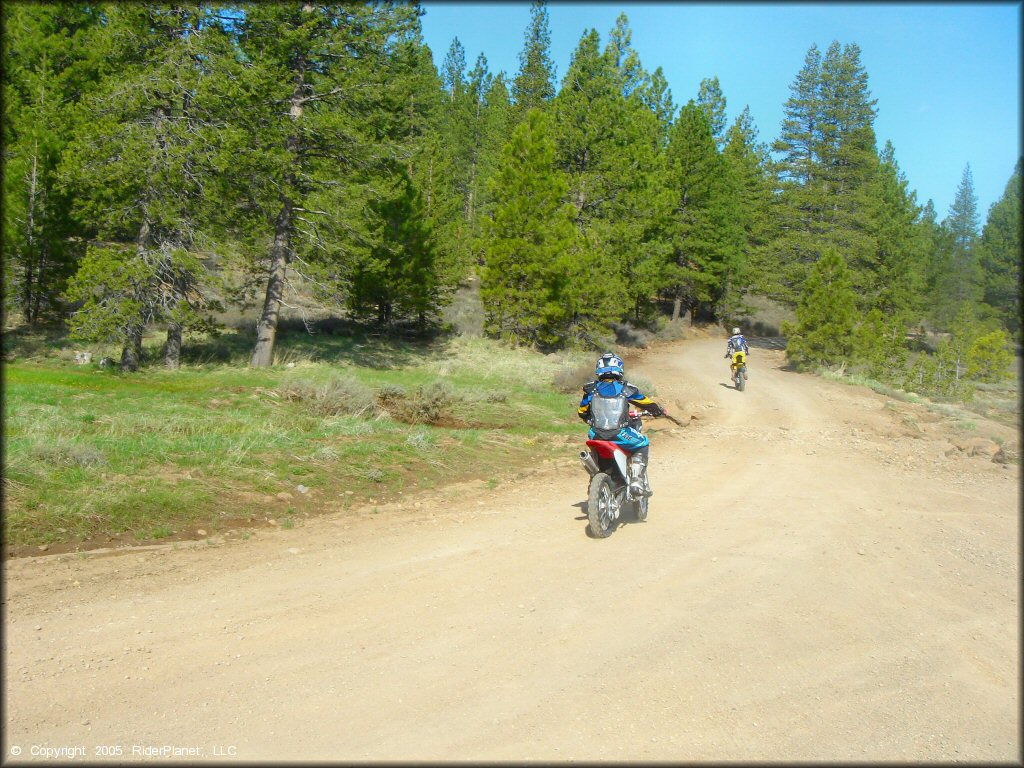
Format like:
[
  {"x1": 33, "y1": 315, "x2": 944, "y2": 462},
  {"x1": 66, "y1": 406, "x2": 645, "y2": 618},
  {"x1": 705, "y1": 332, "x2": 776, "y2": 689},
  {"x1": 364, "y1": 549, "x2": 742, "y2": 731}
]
[
  {"x1": 252, "y1": 42, "x2": 306, "y2": 369},
  {"x1": 671, "y1": 292, "x2": 682, "y2": 323},
  {"x1": 120, "y1": 217, "x2": 153, "y2": 372},
  {"x1": 119, "y1": 325, "x2": 143, "y2": 372},
  {"x1": 251, "y1": 199, "x2": 293, "y2": 368},
  {"x1": 164, "y1": 321, "x2": 182, "y2": 369},
  {"x1": 30, "y1": 243, "x2": 48, "y2": 324},
  {"x1": 23, "y1": 151, "x2": 39, "y2": 325}
]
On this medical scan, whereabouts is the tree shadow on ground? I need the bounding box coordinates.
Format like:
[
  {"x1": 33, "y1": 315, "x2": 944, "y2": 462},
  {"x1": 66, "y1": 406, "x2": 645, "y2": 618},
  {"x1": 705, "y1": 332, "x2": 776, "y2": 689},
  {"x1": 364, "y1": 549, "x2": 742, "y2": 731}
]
[{"x1": 180, "y1": 316, "x2": 452, "y2": 370}]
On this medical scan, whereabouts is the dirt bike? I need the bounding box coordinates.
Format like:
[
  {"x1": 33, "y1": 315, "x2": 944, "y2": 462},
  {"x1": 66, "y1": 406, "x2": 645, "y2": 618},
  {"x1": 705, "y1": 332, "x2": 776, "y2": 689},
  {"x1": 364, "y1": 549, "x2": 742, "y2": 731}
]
[
  {"x1": 578, "y1": 410, "x2": 652, "y2": 538},
  {"x1": 730, "y1": 350, "x2": 748, "y2": 391}
]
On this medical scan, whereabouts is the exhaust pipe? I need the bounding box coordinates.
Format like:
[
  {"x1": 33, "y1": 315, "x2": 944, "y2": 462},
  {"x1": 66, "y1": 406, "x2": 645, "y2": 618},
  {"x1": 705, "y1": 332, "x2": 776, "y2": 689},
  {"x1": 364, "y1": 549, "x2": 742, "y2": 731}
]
[{"x1": 580, "y1": 450, "x2": 600, "y2": 476}]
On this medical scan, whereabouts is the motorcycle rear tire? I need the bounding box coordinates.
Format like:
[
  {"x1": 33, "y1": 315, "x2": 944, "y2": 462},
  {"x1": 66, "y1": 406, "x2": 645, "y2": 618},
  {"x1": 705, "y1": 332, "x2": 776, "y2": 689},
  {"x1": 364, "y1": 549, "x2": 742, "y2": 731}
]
[
  {"x1": 736, "y1": 370, "x2": 745, "y2": 391},
  {"x1": 587, "y1": 473, "x2": 616, "y2": 538}
]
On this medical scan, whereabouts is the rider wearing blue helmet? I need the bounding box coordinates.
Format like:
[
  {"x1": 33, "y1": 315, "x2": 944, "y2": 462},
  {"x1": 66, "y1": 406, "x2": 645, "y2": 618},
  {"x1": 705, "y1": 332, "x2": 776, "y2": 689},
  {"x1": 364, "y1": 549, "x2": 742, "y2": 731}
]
[{"x1": 577, "y1": 352, "x2": 665, "y2": 497}]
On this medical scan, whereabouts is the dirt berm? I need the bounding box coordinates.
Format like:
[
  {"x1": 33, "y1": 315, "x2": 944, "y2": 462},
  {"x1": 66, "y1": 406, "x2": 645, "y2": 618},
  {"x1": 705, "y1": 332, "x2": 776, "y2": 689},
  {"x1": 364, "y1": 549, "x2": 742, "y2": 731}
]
[{"x1": 3, "y1": 337, "x2": 1019, "y2": 762}]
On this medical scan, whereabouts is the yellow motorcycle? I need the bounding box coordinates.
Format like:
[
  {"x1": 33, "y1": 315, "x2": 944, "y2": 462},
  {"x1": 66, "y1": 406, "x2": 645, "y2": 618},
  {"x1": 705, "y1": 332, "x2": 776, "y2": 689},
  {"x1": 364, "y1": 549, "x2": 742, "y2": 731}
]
[{"x1": 730, "y1": 350, "x2": 748, "y2": 391}]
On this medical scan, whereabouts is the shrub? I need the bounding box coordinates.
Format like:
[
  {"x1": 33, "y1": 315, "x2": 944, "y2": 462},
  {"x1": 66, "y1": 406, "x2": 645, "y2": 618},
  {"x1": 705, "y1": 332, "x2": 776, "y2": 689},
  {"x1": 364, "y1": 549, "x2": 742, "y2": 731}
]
[
  {"x1": 377, "y1": 381, "x2": 460, "y2": 425},
  {"x1": 966, "y1": 329, "x2": 1015, "y2": 383},
  {"x1": 552, "y1": 360, "x2": 593, "y2": 394},
  {"x1": 276, "y1": 378, "x2": 378, "y2": 418},
  {"x1": 609, "y1": 321, "x2": 655, "y2": 349}
]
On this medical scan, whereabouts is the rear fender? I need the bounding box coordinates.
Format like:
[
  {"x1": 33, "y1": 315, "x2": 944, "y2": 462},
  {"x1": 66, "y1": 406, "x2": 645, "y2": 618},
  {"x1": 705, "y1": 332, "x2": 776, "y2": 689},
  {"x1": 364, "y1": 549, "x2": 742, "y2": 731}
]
[{"x1": 586, "y1": 439, "x2": 629, "y2": 481}]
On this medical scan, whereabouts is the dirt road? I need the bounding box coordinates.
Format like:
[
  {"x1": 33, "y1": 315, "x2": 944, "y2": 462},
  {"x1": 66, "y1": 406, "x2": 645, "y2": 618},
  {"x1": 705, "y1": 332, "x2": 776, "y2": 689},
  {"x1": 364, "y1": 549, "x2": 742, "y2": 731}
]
[{"x1": 3, "y1": 338, "x2": 1019, "y2": 762}]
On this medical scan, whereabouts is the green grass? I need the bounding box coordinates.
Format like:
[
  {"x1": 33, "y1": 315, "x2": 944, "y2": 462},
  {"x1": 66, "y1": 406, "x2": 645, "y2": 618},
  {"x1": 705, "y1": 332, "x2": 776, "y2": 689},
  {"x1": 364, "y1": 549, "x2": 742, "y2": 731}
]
[{"x1": 3, "y1": 325, "x2": 586, "y2": 550}]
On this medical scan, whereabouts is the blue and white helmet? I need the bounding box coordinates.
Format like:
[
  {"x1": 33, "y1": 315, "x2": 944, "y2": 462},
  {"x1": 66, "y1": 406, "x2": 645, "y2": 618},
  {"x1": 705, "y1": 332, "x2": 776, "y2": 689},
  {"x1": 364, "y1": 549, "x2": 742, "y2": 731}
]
[{"x1": 595, "y1": 352, "x2": 624, "y2": 380}]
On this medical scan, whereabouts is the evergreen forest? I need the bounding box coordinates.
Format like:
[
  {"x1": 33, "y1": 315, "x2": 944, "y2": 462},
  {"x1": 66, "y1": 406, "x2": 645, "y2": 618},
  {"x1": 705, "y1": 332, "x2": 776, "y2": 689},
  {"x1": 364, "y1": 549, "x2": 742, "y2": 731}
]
[{"x1": 3, "y1": 1, "x2": 1020, "y2": 401}]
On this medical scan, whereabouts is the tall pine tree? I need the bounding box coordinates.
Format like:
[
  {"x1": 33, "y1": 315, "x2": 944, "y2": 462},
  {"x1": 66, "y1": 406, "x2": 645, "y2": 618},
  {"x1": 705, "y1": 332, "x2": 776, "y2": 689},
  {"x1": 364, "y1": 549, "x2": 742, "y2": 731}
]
[
  {"x1": 234, "y1": 2, "x2": 425, "y2": 366},
  {"x1": 768, "y1": 41, "x2": 881, "y2": 307},
  {"x1": 60, "y1": 4, "x2": 234, "y2": 370},
  {"x1": 663, "y1": 102, "x2": 741, "y2": 323},
  {"x1": 511, "y1": 0, "x2": 556, "y2": 119},
  {"x1": 978, "y1": 159, "x2": 1022, "y2": 338},
  {"x1": 931, "y1": 164, "x2": 984, "y2": 330},
  {"x1": 2, "y1": 3, "x2": 102, "y2": 325},
  {"x1": 480, "y1": 109, "x2": 579, "y2": 347}
]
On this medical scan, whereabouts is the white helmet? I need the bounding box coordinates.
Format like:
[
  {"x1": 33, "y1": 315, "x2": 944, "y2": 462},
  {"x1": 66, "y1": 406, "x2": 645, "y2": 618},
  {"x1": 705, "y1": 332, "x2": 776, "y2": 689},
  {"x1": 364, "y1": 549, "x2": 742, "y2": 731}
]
[{"x1": 732, "y1": 327, "x2": 741, "y2": 335}]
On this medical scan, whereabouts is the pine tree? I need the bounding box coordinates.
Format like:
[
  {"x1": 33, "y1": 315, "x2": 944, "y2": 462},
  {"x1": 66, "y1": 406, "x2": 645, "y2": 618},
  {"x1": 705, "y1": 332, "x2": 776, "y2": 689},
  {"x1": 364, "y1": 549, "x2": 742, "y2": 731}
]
[
  {"x1": 783, "y1": 247, "x2": 857, "y2": 369},
  {"x1": 2, "y1": 3, "x2": 102, "y2": 325},
  {"x1": 978, "y1": 159, "x2": 1022, "y2": 338},
  {"x1": 479, "y1": 109, "x2": 579, "y2": 347},
  {"x1": 766, "y1": 44, "x2": 825, "y2": 304},
  {"x1": 394, "y1": 29, "x2": 467, "y2": 315},
  {"x1": 347, "y1": 172, "x2": 438, "y2": 326},
  {"x1": 852, "y1": 307, "x2": 908, "y2": 380},
  {"x1": 468, "y1": 68, "x2": 516, "y2": 267},
  {"x1": 696, "y1": 76, "x2": 727, "y2": 151},
  {"x1": 931, "y1": 164, "x2": 984, "y2": 330},
  {"x1": 554, "y1": 29, "x2": 621, "y2": 227},
  {"x1": 915, "y1": 199, "x2": 944, "y2": 325},
  {"x1": 637, "y1": 66, "x2": 676, "y2": 148},
  {"x1": 441, "y1": 37, "x2": 466, "y2": 103},
  {"x1": 431, "y1": 40, "x2": 482, "y2": 283},
  {"x1": 768, "y1": 42, "x2": 881, "y2": 307},
  {"x1": 605, "y1": 12, "x2": 644, "y2": 98},
  {"x1": 722, "y1": 106, "x2": 775, "y2": 316},
  {"x1": 663, "y1": 102, "x2": 741, "y2": 323},
  {"x1": 552, "y1": 25, "x2": 668, "y2": 325},
  {"x1": 817, "y1": 42, "x2": 879, "y2": 291},
  {"x1": 511, "y1": 0, "x2": 556, "y2": 119},
  {"x1": 870, "y1": 141, "x2": 926, "y2": 325},
  {"x1": 459, "y1": 54, "x2": 494, "y2": 251},
  {"x1": 234, "y1": 2, "x2": 425, "y2": 367},
  {"x1": 965, "y1": 328, "x2": 1014, "y2": 383},
  {"x1": 59, "y1": 4, "x2": 234, "y2": 370}
]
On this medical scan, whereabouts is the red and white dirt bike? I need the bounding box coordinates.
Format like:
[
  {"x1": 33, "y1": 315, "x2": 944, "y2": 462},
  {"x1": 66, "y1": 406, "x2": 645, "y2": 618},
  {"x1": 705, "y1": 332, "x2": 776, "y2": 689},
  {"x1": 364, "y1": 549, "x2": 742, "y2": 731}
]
[{"x1": 578, "y1": 410, "x2": 652, "y2": 538}]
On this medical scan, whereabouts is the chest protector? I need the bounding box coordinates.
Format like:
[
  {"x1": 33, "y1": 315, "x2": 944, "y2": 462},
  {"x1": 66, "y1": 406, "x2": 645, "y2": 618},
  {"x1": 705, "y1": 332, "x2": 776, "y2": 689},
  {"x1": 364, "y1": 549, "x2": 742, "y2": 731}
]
[{"x1": 587, "y1": 380, "x2": 638, "y2": 437}]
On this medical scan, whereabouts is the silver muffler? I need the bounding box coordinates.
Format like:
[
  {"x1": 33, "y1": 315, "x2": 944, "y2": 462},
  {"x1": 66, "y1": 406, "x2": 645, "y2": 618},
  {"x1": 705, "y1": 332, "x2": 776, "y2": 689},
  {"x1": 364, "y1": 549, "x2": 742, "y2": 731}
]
[{"x1": 579, "y1": 450, "x2": 600, "y2": 476}]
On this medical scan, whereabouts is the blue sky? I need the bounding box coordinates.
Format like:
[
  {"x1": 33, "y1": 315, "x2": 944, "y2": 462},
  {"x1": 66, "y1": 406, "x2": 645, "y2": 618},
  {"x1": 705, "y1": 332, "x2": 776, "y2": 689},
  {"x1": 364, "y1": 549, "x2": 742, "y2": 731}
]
[{"x1": 419, "y1": 1, "x2": 1021, "y2": 225}]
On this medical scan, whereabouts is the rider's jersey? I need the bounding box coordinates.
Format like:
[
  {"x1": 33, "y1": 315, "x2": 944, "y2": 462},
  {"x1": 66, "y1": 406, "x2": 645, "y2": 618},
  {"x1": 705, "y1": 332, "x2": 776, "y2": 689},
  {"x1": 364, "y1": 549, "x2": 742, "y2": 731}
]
[
  {"x1": 578, "y1": 379, "x2": 662, "y2": 437},
  {"x1": 726, "y1": 334, "x2": 749, "y2": 355}
]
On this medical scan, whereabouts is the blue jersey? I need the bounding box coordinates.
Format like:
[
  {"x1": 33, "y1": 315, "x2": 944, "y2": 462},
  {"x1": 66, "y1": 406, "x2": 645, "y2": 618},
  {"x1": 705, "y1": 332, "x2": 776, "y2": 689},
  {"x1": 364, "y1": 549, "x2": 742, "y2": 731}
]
[{"x1": 726, "y1": 334, "x2": 749, "y2": 355}]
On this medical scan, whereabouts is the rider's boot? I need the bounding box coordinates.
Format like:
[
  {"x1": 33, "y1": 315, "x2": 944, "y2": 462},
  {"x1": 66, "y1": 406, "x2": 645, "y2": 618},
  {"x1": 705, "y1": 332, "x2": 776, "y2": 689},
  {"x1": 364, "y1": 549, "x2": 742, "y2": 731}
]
[{"x1": 630, "y1": 456, "x2": 653, "y2": 498}]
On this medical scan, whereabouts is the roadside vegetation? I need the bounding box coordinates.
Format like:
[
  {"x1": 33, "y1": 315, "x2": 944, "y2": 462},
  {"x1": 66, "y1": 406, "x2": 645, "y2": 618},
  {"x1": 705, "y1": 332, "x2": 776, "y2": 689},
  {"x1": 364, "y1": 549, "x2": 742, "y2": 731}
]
[{"x1": 2, "y1": 322, "x2": 592, "y2": 553}]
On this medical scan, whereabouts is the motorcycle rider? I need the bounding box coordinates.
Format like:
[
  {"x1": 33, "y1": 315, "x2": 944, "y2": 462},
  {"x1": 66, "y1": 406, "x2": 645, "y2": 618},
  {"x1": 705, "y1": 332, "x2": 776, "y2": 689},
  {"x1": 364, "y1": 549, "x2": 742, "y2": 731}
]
[
  {"x1": 577, "y1": 352, "x2": 666, "y2": 497},
  {"x1": 725, "y1": 326, "x2": 750, "y2": 357},
  {"x1": 725, "y1": 326, "x2": 750, "y2": 381}
]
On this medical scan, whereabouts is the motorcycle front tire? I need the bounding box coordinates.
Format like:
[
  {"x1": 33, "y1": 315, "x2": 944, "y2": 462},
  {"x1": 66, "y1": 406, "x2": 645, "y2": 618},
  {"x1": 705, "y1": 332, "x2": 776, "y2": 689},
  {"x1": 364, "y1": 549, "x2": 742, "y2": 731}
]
[
  {"x1": 632, "y1": 491, "x2": 649, "y2": 522},
  {"x1": 587, "y1": 472, "x2": 617, "y2": 538}
]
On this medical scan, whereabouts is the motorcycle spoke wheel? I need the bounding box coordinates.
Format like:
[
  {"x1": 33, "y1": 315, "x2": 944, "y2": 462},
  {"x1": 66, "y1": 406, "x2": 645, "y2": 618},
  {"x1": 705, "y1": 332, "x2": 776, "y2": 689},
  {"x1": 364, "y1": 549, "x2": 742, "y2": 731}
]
[{"x1": 587, "y1": 474, "x2": 616, "y2": 538}]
